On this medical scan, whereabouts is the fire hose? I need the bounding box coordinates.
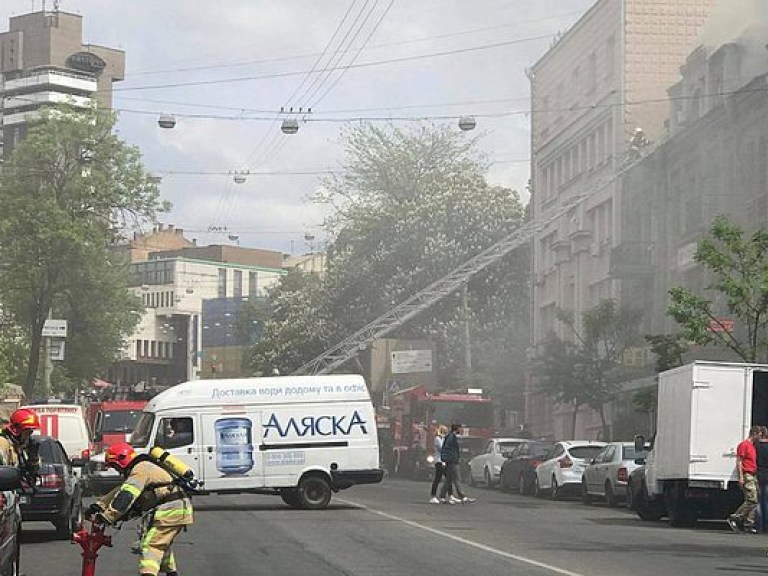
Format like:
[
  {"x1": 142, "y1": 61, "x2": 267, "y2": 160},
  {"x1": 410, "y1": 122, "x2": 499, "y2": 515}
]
[{"x1": 72, "y1": 519, "x2": 112, "y2": 576}]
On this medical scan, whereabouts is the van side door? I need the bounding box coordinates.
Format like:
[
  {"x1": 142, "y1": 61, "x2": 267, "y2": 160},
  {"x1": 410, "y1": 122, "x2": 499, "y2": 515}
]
[{"x1": 200, "y1": 412, "x2": 263, "y2": 491}]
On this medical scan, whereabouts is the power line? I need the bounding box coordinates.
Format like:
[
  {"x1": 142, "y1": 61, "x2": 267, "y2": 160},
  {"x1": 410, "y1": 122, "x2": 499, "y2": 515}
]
[
  {"x1": 110, "y1": 33, "x2": 554, "y2": 93},
  {"x1": 126, "y1": 10, "x2": 583, "y2": 78}
]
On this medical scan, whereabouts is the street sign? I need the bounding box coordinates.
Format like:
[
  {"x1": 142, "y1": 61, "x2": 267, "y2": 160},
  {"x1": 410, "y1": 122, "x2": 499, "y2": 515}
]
[
  {"x1": 387, "y1": 379, "x2": 402, "y2": 394},
  {"x1": 391, "y1": 350, "x2": 432, "y2": 374},
  {"x1": 49, "y1": 339, "x2": 65, "y2": 361},
  {"x1": 42, "y1": 319, "x2": 68, "y2": 338}
]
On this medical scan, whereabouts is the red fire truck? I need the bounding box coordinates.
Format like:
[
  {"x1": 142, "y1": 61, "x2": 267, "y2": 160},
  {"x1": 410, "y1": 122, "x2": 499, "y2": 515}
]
[{"x1": 380, "y1": 385, "x2": 495, "y2": 480}]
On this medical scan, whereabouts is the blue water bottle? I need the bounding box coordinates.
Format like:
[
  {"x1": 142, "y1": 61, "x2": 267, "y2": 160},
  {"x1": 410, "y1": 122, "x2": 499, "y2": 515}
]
[{"x1": 215, "y1": 418, "x2": 254, "y2": 475}]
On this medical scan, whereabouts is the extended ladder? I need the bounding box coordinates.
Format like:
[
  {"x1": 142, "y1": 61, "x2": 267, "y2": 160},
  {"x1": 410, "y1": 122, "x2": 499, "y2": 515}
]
[{"x1": 292, "y1": 150, "x2": 654, "y2": 376}]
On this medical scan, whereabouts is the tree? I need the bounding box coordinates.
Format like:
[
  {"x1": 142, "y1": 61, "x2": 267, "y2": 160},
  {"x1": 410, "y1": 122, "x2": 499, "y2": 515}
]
[
  {"x1": 0, "y1": 320, "x2": 29, "y2": 386},
  {"x1": 532, "y1": 299, "x2": 643, "y2": 440},
  {"x1": 248, "y1": 269, "x2": 338, "y2": 375},
  {"x1": 668, "y1": 216, "x2": 768, "y2": 363},
  {"x1": 0, "y1": 104, "x2": 165, "y2": 395},
  {"x1": 316, "y1": 123, "x2": 529, "y2": 386}
]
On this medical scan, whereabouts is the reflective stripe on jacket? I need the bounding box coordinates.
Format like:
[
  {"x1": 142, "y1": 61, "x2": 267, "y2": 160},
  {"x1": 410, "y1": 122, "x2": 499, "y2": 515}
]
[{"x1": 101, "y1": 460, "x2": 193, "y2": 527}]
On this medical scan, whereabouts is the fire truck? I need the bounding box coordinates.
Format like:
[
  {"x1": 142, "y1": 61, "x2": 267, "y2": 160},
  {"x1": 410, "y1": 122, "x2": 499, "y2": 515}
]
[{"x1": 380, "y1": 385, "x2": 494, "y2": 480}]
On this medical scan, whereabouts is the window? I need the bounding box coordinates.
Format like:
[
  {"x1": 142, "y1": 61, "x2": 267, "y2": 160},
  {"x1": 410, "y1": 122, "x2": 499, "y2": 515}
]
[
  {"x1": 218, "y1": 268, "x2": 227, "y2": 298},
  {"x1": 233, "y1": 270, "x2": 243, "y2": 298},
  {"x1": 130, "y1": 413, "x2": 155, "y2": 448},
  {"x1": 249, "y1": 272, "x2": 258, "y2": 297},
  {"x1": 569, "y1": 445, "x2": 604, "y2": 461},
  {"x1": 605, "y1": 35, "x2": 615, "y2": 79},
  {"x1": 587, "y1": 52, "x2": 597, "y2": 93},
  {"x1": 155, "y1": 417, "x2": 194, "y2": 449}
]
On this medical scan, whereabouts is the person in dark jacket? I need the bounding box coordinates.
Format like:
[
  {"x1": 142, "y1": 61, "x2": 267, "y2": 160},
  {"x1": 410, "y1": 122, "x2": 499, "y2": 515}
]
[{"x1": 438, "y1": 424, "x2": 475, "y2": 504}]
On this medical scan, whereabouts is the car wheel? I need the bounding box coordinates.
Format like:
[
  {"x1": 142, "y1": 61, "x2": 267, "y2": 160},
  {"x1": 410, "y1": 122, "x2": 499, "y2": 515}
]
[
  {"x1": 54, "y1": 497, "x2": 80, "y2": 540},
  {"x1": 534, "y1": 476, "x2": 543, "y2": 498},
  {"x1": 468, "y1": 469, "x2": 477, "y2": 487},
  {"x1": 605, "y1": 481, "x2": 618, "y2": 508},
  {"x1": 582, "y1": 479, "x2": 592, "y2": 505},
  {"x1": 296, "y1": 474, "x2": 332, "y2": 510},
  {"x1": 280, "y1": 488, "x2": 302, "y2": 508},
  {"x1": 551, "y1": 476, "x2": 562, "y2": 500},
  {"x1": 484, "y1": 468, "x2": 494, "y2": 489},
  {"x1": 518, "y1": 474, "x2": 527, "y2": 495}
]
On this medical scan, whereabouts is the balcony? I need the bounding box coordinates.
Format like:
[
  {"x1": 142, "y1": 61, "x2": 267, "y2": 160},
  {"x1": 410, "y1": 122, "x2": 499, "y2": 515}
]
[
  {"x1": 609, "y1": 241, "x2": 655, "y2": 278},
  {"x1": 4, "y1": 92, "x2": 92, "y2": 110},
  {"x1": 569, "y1": 229, "x2": 593, "y2": 254},
  {"x1": 552, "y1": 240, "x2": 572, "y2": 265},
  {"x1": 4, "y1": 69, "x2": 97, "y2": 94}
]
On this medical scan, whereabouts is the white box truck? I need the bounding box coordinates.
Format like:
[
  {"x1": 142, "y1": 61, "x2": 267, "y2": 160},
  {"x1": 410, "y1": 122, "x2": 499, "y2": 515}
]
[
  {"x1": 128, "y1": 374, "x2": 384, "y2": 509},
  {"x1": 632, "y1": 361, "x2": 768, "y2": 526}
]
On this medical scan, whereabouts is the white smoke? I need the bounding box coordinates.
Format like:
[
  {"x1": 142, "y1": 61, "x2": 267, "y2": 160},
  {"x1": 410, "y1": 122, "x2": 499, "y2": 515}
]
[{"x1": 698, "y1": 0, "x2": 768, "y2": 48}]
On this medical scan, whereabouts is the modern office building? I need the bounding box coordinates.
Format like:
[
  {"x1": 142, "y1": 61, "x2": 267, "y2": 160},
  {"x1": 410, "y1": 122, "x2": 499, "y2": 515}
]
[
  {"x1": 527, "y1": 0, "x2": 715, "y2": 439},
  {"x1": 0, "y1": 9, "x2": 124, "y2": 160}
]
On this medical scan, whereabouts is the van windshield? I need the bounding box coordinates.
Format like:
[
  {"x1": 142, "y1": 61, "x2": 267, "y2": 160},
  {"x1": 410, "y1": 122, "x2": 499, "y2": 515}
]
[{"x1": 130, "y1": 413, "x2": 155, "y2": 448}]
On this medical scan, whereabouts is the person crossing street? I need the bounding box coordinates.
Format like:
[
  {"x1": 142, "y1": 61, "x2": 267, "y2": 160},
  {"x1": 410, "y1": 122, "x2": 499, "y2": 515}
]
[{"x1": 88, "y1": 442, "x2": 193, "y2": 576}]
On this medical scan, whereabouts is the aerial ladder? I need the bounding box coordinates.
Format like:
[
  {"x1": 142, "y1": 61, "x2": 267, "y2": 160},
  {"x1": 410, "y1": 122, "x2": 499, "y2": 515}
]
[{"x1": 292, "y1": 147, "x2": 655, "y2": 376}]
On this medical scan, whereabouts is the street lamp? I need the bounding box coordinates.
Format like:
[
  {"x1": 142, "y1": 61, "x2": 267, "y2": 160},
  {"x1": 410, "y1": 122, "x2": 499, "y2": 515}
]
[
  {"x1": 158, "y1": 114, "x2": 177, "y2": 129},
  {"x1": 458, "y1": 116, "x2": 477, "y2": 131}
]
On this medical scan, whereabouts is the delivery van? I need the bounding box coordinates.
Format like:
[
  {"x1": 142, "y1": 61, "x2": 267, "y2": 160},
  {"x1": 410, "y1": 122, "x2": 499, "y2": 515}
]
[
  {"x1": 129, "y1": 375, "x2": 384, "y2": 509},
  {"x1": 22, "y1": 404, "x2": 91, "y2": 474}
]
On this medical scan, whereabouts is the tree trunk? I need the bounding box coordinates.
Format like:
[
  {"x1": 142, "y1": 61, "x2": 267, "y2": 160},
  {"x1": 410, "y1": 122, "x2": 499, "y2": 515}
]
[
  {"x1": 571, "y1": 403, "x2": 579, "y2": 439},
  {"x1": 24, "y1": 300, "x2": 50, "y2": 398},
  {"x1": 598, "y1": 404, "x2": 610, "y2": 441}
]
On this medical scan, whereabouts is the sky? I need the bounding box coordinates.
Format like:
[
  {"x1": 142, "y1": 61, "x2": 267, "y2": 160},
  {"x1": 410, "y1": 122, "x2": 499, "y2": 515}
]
[{"x1": 2, "y1": 0, "x2": 595, "y2": 253}]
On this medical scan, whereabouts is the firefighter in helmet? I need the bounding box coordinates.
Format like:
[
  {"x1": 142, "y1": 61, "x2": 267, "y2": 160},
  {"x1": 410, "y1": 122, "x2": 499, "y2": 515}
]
[
  {"x1": 0, "y1": 408, "x2": 41, "y2": 481},
  {"x1": 88, "y1": 442, "x2": 193, "y2": 576}
]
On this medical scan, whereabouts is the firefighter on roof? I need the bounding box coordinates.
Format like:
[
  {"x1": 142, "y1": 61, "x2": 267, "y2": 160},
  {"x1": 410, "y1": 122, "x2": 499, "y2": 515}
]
[{"x1": 88, "y1": 442, "x2": 193, "y2": 576}]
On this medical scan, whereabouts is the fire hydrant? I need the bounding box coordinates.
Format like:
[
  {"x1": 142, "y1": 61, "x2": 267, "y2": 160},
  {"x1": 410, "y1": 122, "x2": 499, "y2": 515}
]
[{"x1": 72, "y1": 520, "x2": 112, "y2": 576}]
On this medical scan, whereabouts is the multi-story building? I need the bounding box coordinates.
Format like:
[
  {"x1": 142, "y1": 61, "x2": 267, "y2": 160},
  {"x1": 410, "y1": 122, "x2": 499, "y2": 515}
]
[
  {"x1": 618, "y1": 35, "x2": 768, "y2": 342},
  {"x1": 527, "y1": 0, "x2": 715, "y2": 440},
  {"x1": 0, "y1": 9, "x2": 124, "y2": 160},
  {"x1": 107, "y1": 232, "x2": 286, "y2": 391}
]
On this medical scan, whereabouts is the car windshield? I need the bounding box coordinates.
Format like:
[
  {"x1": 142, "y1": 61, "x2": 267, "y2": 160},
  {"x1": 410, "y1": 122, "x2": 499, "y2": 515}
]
[
  {"x1": 532, "y1": 444, "x2": 554, "y2": 457},
  {"x1": 623, "y1": 446, "x2": 645, "y2": 460},
  {"x1": 37, "y1": 440, "x2": 55, "y2": 464},
  {"x1": 101, "y1": 410, "x2": 142, "y2": 433},
  {"x1": 461, "y1": 437, "x2": 488, "y2": 458},
  {"x1": 429, "y1": 401, "x2": 493, "y2": 428},
  {"x1": 569, "y1": 446, "x2": 604, "y2": 460},
  {"x1": 499, "y1": 441, "x2": 522, "y2": 452},
  {"x1": 130, "y1": 413, "x2": 155, "y2": 448}
]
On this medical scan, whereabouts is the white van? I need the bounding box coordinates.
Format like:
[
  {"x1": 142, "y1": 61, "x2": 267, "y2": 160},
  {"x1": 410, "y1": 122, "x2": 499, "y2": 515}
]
[
  {"x1": 129, "y1": 375, "x2": 384, "y2": 509},
  {"x1": 22, "y1": 404, "x2": 92, "y2": 473}
]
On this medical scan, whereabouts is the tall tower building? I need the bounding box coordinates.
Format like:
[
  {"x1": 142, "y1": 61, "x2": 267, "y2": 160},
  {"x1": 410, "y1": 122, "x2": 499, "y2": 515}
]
[
  {"x1": 0, "y1": 9, "x2": 124, "y2": 160},
  {"x1": 527, "y1": 0, "x2": 716, "y2": 439}
]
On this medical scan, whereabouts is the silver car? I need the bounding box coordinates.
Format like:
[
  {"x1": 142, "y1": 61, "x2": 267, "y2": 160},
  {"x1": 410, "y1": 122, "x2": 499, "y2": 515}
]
[{"x1": 581, "y1": 441, "x2": 645, "y2": 507}]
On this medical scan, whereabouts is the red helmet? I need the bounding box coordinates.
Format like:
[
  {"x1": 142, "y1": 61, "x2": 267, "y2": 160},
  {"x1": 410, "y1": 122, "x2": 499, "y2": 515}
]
[
  {"x1": 104, "y1": 442, "x2": 138, "y2": 471},
  {"x1": 7, "y1": 408, "x2": 40, "y2": 437}
]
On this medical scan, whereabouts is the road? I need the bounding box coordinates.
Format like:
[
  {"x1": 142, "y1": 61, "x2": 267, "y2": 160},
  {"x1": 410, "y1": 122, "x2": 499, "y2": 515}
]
[{"x1": 20, "y1": 478, "x2": 768, "y2": 576}]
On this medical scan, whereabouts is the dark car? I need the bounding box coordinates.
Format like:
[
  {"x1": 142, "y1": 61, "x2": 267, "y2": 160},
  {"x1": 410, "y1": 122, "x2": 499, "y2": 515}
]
[
  {"x1": 21, "y1": 436, "x2": 83, "y2": 539},
  {"x1": 0, "y1": 466, "x2": 26, "y2": 576},
  {"x1": 499, "y1": 440, "x2": 554, "y2": 495}
]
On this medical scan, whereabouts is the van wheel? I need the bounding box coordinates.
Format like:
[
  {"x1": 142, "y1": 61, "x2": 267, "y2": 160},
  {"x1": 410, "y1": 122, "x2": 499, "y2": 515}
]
[
  {"x1": 280, "y1": 489, "x2": 302, "y2": 508},
  {"x1": 297, "y1": 475, "x2": 332, "y2": 510}
]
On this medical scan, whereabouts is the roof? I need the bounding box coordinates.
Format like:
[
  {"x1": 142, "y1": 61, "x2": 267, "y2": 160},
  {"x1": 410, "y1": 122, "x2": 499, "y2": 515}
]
[{"x1": 145, "y1": 375, "x2": 371, "y2": 412}]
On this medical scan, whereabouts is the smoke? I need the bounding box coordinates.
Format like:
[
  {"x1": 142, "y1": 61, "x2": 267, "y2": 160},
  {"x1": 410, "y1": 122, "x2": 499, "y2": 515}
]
[
  {"x1": 698, "y1": 0, "x2": 768, "y2": 49},
  {"x1": 697, "y1": 0, "x2": 768, "y2": 90}
]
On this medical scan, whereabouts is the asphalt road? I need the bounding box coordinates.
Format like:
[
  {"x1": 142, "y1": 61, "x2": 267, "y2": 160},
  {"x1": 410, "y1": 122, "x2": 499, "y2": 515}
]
[{"x1": 18, "y1": 478, "x2": 768, "y2": 576}]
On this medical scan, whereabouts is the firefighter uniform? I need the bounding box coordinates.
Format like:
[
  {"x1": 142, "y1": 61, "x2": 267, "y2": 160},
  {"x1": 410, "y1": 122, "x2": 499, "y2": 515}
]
[
  {"x1": 98, "y1": 459, "x2": 193, "y2": 576},
  {"x1": 0, "y1": 431, "x2": 40, "y2": 473}
]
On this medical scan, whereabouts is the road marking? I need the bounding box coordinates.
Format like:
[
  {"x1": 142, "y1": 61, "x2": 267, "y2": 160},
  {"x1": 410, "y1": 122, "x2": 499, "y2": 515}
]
[{"x1": 337, "y1": 497, "x2": 586, "y2": 576}]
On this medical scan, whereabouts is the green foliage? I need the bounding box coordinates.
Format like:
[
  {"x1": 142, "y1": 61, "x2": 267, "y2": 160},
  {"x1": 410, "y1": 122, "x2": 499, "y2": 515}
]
[
  {"x1": 532, "y1": 299, "x2": 643, "y2": 439},
  {"x1": 0, "y1": 321, "x2": 29, "y2": 385},
  {"x1": 0, "y1": 104, "x2": 166, "y2": 395},
  {"x1": 667, "y1": 216, "x2": 768, "y2": 362},
  {"x1": 247, "y1": 269, "x2": 337, "y2": 375},
  {"x1": 644, "y1": 334, "x2": 688, "y2": 373}
]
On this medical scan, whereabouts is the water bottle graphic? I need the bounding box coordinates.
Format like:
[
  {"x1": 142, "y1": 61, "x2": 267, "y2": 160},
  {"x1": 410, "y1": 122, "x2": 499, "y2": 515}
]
[{"x1": 215, "y1": 418, "x2": 254, "y2": 476}]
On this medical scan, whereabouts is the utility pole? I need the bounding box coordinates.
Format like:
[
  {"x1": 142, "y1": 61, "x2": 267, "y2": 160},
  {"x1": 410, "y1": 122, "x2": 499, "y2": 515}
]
[{"x1": 42, "y1": 308, "x2": 53, "y2": 397}]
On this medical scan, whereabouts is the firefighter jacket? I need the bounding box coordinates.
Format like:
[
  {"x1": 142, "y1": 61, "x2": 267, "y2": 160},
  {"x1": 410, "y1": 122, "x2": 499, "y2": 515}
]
[
  {"x1": 0, "y1": 432, "x2": 40, "y2": 475},
  {"x1": 98, "y1": 459, "x2": 193, "y2": 527}
]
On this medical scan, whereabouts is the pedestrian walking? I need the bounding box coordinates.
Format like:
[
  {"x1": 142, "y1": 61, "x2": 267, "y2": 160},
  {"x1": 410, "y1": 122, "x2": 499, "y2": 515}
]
[
  {"x1": 429, "y1": 425, "x2": 451, "y2": 504},
  {"x1": 439, "y1": 423, "x2": 475, "y2": 504},
  {"x1": 728, "y1": 425, "x2": 761, "y2": 533}
]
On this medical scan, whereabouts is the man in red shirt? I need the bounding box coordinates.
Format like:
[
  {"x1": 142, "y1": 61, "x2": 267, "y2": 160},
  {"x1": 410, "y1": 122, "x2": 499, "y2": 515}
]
[{"x1": 728, "y1": 426, "x2": 761, "y2": 533}]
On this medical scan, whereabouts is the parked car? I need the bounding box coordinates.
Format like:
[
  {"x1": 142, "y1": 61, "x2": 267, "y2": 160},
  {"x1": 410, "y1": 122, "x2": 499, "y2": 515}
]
[
  {"x1": 20, "y1": 435, "x2": 84, "y2": 539},
  {"x1": 468, "y1": 437, "x2": 527, "y2": 488},
  {"x1": 627, "y1": 464, "x2": 666, "y2": 521},
  {"x1": 581, "y1": 441, "x2": 645, "y2": 507},
  {"x1": 534, "y1": 440, "x2": 605, "y2": 499},
  {"x1": 0, "y1": 467, "x2": 22, "y2": 576},
  {"x1": 458, "y1": 436, "x2": 490, "y2": 484},
  {"x1": 499, "y1": 440, "x2": 554, "y2": 495}
]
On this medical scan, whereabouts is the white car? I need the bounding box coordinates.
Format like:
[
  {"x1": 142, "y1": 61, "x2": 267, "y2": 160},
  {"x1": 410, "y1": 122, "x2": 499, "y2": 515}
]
[
  {"x1": 468, "y1": 438, "x2": 527, "y2": 488},
  {"x1": 534, "y1": 440, "x2": 605, "y2": 499},
  {"x1": 581, "y1": 441, "x2": 645, "y2": 507}
]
